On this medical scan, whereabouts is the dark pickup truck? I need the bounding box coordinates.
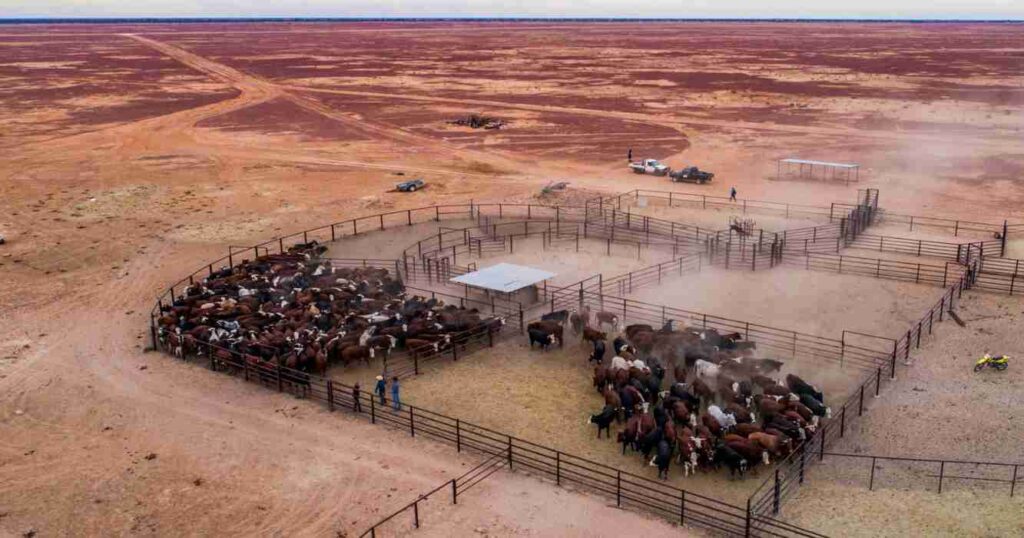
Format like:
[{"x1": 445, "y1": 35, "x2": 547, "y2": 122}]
[
  {"x1": 395, "y1": 178, "x2": 425, "y2": 192},
  {"x1": 669, "y1": 166, "x2": 714, "y2": 184}
]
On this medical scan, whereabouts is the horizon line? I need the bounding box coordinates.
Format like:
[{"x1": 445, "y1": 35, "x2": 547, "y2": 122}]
[{"x1": 2, "y1": 17, "x2": 1023, "y2": 24}]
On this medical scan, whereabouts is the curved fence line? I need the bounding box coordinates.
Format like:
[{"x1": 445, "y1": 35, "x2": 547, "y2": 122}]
[
  {"x1": 160, "y1": 338, "x2": 822, "y2": 537},
  {"x1": 745, "y1": 260, "x2": 977, "y2": 519}
]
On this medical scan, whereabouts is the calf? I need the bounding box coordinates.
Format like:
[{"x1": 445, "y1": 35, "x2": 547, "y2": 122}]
[
  {"x1": 588, "y1": 405, "x2": 617, "y2": 439},
  {"x1": 618, "y1": 415, "x2": 641, "y2": 454},
  {"x1": 589, "y1": 340, "x2": 607, "y2": 364},
  {"x1": 528, "y1": 329, "x2": 556, "y2": 350},
  {"x1": 715, "y1": 444, "x2": 748, "y2": 478}
]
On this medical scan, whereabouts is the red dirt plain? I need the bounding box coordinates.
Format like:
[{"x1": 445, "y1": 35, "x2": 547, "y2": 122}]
[{"x1": 1, "y1": 21, "x2": 1023, "y2": 537}]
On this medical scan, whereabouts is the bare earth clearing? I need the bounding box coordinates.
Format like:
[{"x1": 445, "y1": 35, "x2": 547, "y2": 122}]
[{"x1": 1, "y1": 21, "x2": 1023, "y2": 537}]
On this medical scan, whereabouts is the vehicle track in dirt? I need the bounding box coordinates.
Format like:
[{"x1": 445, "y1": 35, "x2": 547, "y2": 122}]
[
  {"x1": 284, "y1": 85, "x2": 1022, "y2": 150},
  {"x1": 123, "y1": 34, "x2": 524, "y2": 174}
]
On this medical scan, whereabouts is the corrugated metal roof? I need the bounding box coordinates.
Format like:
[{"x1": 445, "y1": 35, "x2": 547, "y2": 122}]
[
  {"x1": 780, "y1": 158, "x2": 859, "y2": 168},
  {"x1": 450, "y1": 263, "x2": 556, "y2": 293}
]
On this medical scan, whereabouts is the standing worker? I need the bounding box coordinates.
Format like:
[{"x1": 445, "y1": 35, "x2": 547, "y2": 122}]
[
  {"x1": 374, "y1": 375, "x2": 386, "y2": 405},
  {"x1": 729, "y1": 187, "x2": 737, "y2": 202},
  {"x1": 352, "y1": 381, "x2": 363, "y2": 412},
  {"x1": 627, "y1": 148, "x2": 632, "y2": 163},
  {"x1": 391, "y1": 376, "x2": 402, "y2": 411}
]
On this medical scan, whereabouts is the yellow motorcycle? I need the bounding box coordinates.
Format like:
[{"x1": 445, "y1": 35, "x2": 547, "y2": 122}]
[{"x1": 974, "y1": 353, "x2": 1009, "y2": 372}]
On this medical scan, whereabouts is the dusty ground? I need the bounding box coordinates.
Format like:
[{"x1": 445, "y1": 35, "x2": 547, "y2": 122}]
[
  {"x1": 779, "y1": 292, "x2": 1024, "y2": 536},
  {"x1": 625, "y1": 266, "x2": 940, "y2": 340},
  {"x1": 2, "y1": 21, "x2": 1023, "y2": 536}
]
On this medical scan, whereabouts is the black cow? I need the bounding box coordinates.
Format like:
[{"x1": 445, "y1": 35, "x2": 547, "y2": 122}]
[
  {"x1": 786, "y1": 374, "x2": 824, "y2": 403},
  {"x1": 638, "y1": 427, "x2": 664, "y2": 459},
  {"x1": 650, "y1": 439, "x2": 672, "y2": 480},
  {"x1": 799, "y1": 393, "x2": 830, "y2": 418},
  {"x1": 588, "y1": 405, "x2": 617, "y2": 438},
  {"x1": 542, "y1": 309, "x2": 570, "y2": 323},
  {"x1": 590, "y1": 340, "x2": 607, "y2": 364},
  {"x1": 528, "y1": 329, "x2": 556, "y2": 350},
  {"x1": 670, "y1": 383, "x2": 701, "y2": 411},
  {"x1": 715, "y1": 443, "x2": 748, "y2": 478},
  {"x1": 613, "y1": 336, "x2": 629, "y2": 355}
]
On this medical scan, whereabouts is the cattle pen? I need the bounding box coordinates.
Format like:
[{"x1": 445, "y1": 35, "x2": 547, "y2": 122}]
[{"x1": 148, "y1": 189, "x2": 1020, "y2": 537}]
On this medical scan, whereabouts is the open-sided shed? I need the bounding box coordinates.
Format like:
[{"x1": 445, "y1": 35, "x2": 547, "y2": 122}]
[
  {"x1": 777, "y1": 158, "x2": 860, "y2": 184},
  {"x1": 450, "y1": 262, "x2": 556, "y2": 304}
]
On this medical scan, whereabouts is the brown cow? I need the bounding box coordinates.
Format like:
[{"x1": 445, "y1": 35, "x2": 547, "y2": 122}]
[
  {"x1": 701, "y1": 414, "x2": 722, "y2": 437},
  {"x1": 734, "y1": 423, "x2": 763, "y2": 437},
  {"x1": 582, "y1": 326, "x2": 607, "y2": 343},
  {"x1": 595, "y1": 311, "x2": 619, "y2": 331},
  {"x1": 593, "y1": 365, "x2": 609, "y2": 391},
  {"x1": 691, "y1": 378, "x2": 714, "y2": 407},
  {"x1": 527, "y1": 320, "x2": 564, "y2": 347},
  {"x1": 676, "y1": 426, "x2": 699, "y2": 475},
  {"x1": 749, "y1": 432, "x2": 789, "y2": 461},
  {"x1": 727, "y1": 439, "x2": 770, "y2": 468},
  {"x1": 339, "y1": 344, "x2": 374, "y2": 367},
  {"x1": 726, "y1": 403, "x2": 755, "y2": 424}
]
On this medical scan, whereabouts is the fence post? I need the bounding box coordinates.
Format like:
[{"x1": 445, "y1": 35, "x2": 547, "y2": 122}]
[
  {"x1": 858, "y1": 384, "x2": 864, "y2": 415},
  {"x1": 452, "y1": 479, "x2": 458, "y2": 504},
  {"x1": 682, "y1": 490, "x2": 689, "y2": 527},
  {"x1": 1012, "y1": 465, "x2": 1018, "y2": 497},
  {"x1": 371, "y1": 393, "x2": 376, "y2": 424},
  {"x1": 869, "y1": 457, "x2": 876, "y2": 490},
  {"x1": 742, "y1": 495, "x2": 748, "y2": 537},
  {"x1": 276, "y1": 364, "x2": 283, "y2": 392},
  {"x1": 327, "y1": 380, "x2": 334, "y2": 411},
  {"x1": 413, "y1": 499, "x2": 420, "y2": 529},
  {"x1": 556, "y1": 452, "x2": 561, "y2": 485},
  {"x1": 772, "y1": 469, "x2": 781, "y2": 514},
  {"x1": 890, "y1": 341, "x2": 898, "y2": 379},
  {"x1": 616, "y1": 471, "x2": 622, "y2": 507},
  {"x1": 797, "y1": 445, "x2": 807, "y2": 485},
  {"x1": 410, "y1": 407, "x2": 415, "y2": 437},
  {"x1": 840, "y1": 407, "x2": 846, "y2": 437},
  {"x1": 938, "y1": 461, "x2": 945, "y2": 493},
  {"x1": 507, "y1": 438, "x2": 513, "y2": 470}
]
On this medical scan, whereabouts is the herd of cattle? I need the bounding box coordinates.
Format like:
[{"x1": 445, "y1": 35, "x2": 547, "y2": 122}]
[
  {"x1": 155, "y1": 242, "x2": 504, "y2": 376},
  {"x1": 529, "y1": 306, "x2": 832, "y2": 480}
]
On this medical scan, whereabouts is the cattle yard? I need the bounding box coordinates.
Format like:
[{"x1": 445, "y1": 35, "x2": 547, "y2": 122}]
[{"x1": 149, "y1": 184, "x2": 1023, "y2": 537}]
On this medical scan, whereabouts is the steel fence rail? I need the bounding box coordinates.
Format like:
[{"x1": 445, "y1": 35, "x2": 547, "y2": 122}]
[
  {"x1": 157, "y1": 338, "x2": 823, "y2": 537},
  {"x1": 813, "y1": 452, "x2": 1021, "y2": 497},
  {"x1": 745, "y1": 259, "x2": 977, "y2": 518}
]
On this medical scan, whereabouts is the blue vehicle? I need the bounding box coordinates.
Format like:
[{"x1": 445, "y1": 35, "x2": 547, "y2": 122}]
[{"x1": 395, "y1": 178, "x2": 425, "y2": 192}]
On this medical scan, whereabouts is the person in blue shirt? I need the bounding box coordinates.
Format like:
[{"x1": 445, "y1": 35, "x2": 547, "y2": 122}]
[
  {"x1": 390, "y1": 376, "x2": 401, "y2": 411},
  {"x1": 374, "y1": 375, "x2": 386, "y2": 405}
]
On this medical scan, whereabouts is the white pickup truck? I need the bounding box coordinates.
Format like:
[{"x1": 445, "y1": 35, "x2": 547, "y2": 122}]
[{"x1": 628, "y1": 159, "x2": 670, "y2": 176}]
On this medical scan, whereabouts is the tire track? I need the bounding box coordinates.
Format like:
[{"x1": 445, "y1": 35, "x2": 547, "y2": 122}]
[{"x1": 123, "y1": 34, "x2": 523, "y2": 173}]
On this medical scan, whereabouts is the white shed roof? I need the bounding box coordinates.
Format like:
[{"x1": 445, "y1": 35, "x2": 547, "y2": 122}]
[
  {"x1": 450, "y1": 263, "x2": 556, "y2": 293},
  {"x1": 780, "y1": 158, "x2": 859, "y2": 169}
]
